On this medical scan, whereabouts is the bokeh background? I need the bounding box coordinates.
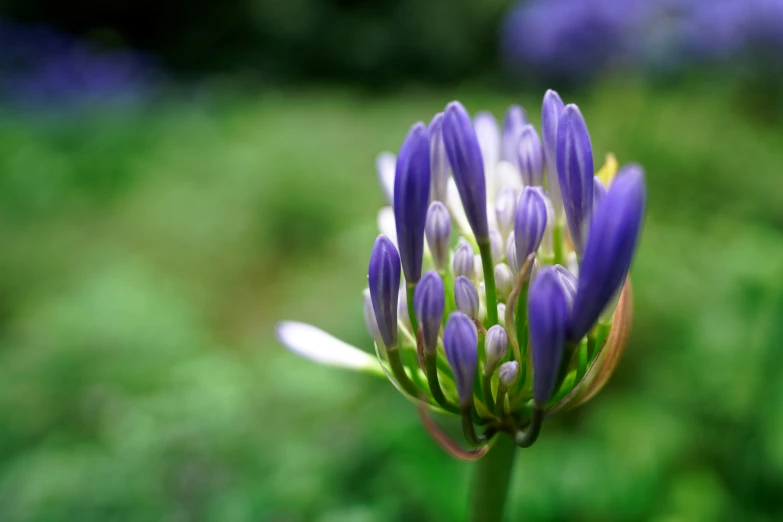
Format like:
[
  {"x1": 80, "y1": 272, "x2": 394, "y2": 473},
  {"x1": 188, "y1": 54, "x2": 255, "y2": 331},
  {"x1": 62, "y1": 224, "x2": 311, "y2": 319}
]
[{"x1": 1, "y1": 0, "x2": 783, "y2": 520}]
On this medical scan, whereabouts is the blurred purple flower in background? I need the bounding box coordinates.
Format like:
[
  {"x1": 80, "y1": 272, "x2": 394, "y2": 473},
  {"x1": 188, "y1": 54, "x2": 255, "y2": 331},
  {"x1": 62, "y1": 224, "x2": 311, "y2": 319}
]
[
  {"x1": 0, "y1": 19, "x2": 161, "y2": 110},
  {"x1": 502, "y1": 0, "x2": 783, "y2": 81}
]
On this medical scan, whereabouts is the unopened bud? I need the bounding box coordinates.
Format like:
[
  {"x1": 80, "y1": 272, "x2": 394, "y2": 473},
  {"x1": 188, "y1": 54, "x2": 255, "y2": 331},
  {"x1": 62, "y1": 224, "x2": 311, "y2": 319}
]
[
  {"x1": 498, "y1": 361, "x2": 520, "y2": 390},
  {"x1": 425, "y1": 201, "x2": 451, "y2": 271},
  {"x1": 454, "y1": 275, "x2": 480, "y2": 318},
  {"x1": 494, "y1": 263, "x2": 514, "y2": 301},
  {"x1": 452, "y1": 242, "x2": 475, "y2": 279},
  {"x1": 484, "y1": 325, "x2": 509, "y2": 375}
]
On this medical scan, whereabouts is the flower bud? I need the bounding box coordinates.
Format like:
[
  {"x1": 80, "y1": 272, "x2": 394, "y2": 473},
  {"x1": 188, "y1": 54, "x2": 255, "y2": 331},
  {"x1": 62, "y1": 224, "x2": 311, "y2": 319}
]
[
  {"x1": 489, "y1": 227, "x2": 504, "y2": 264},
  {"x1": 542, "y1": 90, "x2": 565, "y2": 214},
  {"x1": 368, "y1": 235, "x2": 402, "y2": 348},
  {"x1": 484, "y1": 324, "x2": 509, "y2": 375},
  {"x1": 442, "y1": 101, "x2": 489, "y2": 240},
  {"x1": 394, "y1": 122, "x2": 431, "y2": 283},
  {"x1": 498, "y1": 361, "x2": 520, "y2": 390},
  {"x1": 570, "y1": 165, "x2": 645, "y2": 341},
  {"x1": 528, "y1": 266, "x2": 569, "y2": 405},
  {"x1": 502, "y1": 104, "x2": 527, "y2": 163},
  {"x1": 414, "y1": 271, "x2": 445, "y2": 354},
  {"x1": 556, "y1": 104, "x2": 594, "y2": 255},
  {"x1": 443, "y1": 312, "x2": 479, "y2": 407},
  {"x1": 554, "y1": 264, "x2": 578, "y2": 309},
  {"x1": 454, "y1": 275, "x2": 480, "y2": 318},
  {"x1": 514, "y1": 187, "x2": 548, "y2": 265},
  {"x1": 425, "y1": 201, "x2": 451, "y2": 271},
  {"x1": 517, "y1": 124, "x2": 545, "y2": 186},
  {"x1": 474, "y1": 111, "x2": 500, "y2": 169},
  {"x1": 495, "y1": 187, "x2": 518, "y2": 240},
  {"x1": 506, "y1": 232, "x2": 520, "y2": 275},
  {"x1": 494, "y1": 263, "x2": 514, "y2": 301},
  {"x1": 452, "y1": 242, "x2": 475, "y2": 279},
  {"x1": 428, "y1": 113, "x2": 450, "y2": 202},
  {"x1": 362, "y1": 289, "x2": 384, "y2": 349}
]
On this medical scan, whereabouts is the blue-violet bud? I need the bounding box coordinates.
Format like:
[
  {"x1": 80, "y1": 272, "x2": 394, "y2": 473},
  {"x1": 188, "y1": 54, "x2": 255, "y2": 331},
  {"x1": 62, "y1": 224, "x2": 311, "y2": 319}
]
[
  {"x1": 517, "y1": 124, "x2": 545, "y2": 186},
  {"x1": 443, "y1": 311, "x2": 479, "y2": 407},
  {"x1": 528, "y1": 266, "x2": 569, "y2": 405},
  {"x1": 556, "y1": 104, "x2": 594, "y2": 255},
  {"x1": 428, "y1": 113, "x2": 450, "y2": 202},
  {"x1": 425, "y1": 201, "x2": 451, "y2": 271},
  {"x1": 368, "y1": 235, "x2": 402, "y2": 348},
  {"x1": 484, "y1": 324, "x2": 509, "y2": 375},
  {"x1": 554, "y1": 264, "x2": 578, "y2": 310},
  {"x1": 452, "y1": 242, "x2": 475, "y2": 279},
  {"x1": 541, "y1": 90, "x2": 565, "y2": 213},
  {"x1": 414, "y1": 271, "x2": 445, "y2": 354},
  {"x1": 570, "y1": 165, "x2": 646, "y2": 341},
  {"x1": 394, "y1": 122, "x2": 431, "y2": 283},
  {"x1": 442, "y1": 101, "x2": 489, "y2": 240},
  {"x1": 514, "y1": 186, "x2": 548, "y2": 266},
  {"x1": 454, "y1": 275, "x2": 480, "y2": 318}
]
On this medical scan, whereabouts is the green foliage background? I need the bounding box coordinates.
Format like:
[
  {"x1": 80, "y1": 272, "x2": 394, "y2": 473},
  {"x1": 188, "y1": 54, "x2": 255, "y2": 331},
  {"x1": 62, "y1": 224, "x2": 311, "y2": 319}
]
[{"x1": 1, "y1": 81, "x2": 783, "y2": 521}]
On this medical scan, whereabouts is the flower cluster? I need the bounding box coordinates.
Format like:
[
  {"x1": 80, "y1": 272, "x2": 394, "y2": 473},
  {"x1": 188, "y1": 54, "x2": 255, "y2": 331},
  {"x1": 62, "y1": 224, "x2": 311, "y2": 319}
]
[
  {"x1": 502, "y1": 0, "x2": 783, "y2": 80},
  {"x1": 278, "y1": 91, "x2": 646, "y2": 451}
]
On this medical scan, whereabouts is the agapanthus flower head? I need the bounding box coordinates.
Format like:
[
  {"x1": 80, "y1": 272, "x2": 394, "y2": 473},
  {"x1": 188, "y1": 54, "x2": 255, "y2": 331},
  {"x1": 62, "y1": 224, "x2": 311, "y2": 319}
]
[{"x1": 278, "y1": 93, "x2": 646, "y2": 456}]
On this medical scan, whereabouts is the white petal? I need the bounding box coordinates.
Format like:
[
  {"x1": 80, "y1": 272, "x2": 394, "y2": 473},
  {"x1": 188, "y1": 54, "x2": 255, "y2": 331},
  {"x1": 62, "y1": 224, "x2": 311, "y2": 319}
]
[
  {"x1": 276, "y1": 321, "x2": 381, "y2": 372},
  {"x1": 495, "y1": 161, "x2": 524, "y2": 196},
  {"x1": 446, "y1": 178, "x2": 474, "y2": 240},
  {"x1": 377, "y1": 206, "x2": 397, "y2": 247},
  {"x1": 567, "y1": 251, "x2": 579, "y2": 278},
  {"x1": 376, "y1": 152, "x2": 396, "y2": 204},
  {"x1": 474, "y1": 112, "x2": 500, "y2": 169}
]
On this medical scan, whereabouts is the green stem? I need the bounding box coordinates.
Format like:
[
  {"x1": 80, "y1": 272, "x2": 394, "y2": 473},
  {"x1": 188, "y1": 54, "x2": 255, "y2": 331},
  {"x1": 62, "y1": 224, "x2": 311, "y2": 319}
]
[
  {"x1": 426, "y1": 354, "x2": 459, "y2": 413},
  {"x1": 469, "y1": 433, "x2": 516, "y2": 522},
  {"x1": 477, "y1": 240, "x2": 498, "y2": 326},
  {"x1": 387, "y1": 347, "x2": 420, "y2": 398},
  {"x1": 406, "y1": 283, "x2": 419, "y2": 335}
]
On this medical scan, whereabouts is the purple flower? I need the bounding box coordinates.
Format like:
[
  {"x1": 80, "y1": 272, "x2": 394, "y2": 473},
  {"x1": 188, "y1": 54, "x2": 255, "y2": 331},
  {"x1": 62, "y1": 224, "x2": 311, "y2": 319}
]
[
  {"x1": 517, "y1": 124, "x2": 545, "y2": 186},
  {"x1": 556, "y1": 104, "x2": 594, "y2": 255},
  {"x1": 414, "y1": 271, "x2": 445, "y2": 354},
  {"x1": 393, "y1": 122, "x2": 431, "y2": 284},
  {"x1": 593, "y1": 177, "x2": 607, "y2": 215},
  {"x1": 514, "y1": 187, "x2": 548, "y2": 264},
  {"x1": 368, "y1": 235, "x2": 402, "y2": 348},
  {"x1": 425, "y1": 201, "x2": 451, "y2": 272},
  {"x1": 541, "y1": 90, "x2": 565, "y2": 212},
  {"x1": 443, "y1": 311, "x2": 479, "y2": 407},
  {"x1": 570, "y1": 164, "x2": 646, "y2": 340},
  {"x1": 452, "y1": 242, "x2": 475, "y2": 279},
  {"x1": 442, "y1": 101, "x2": 489, "y2": 241},
  {"x1": 528, "y1": 266, "x2": 569, "y2": 405},
  {"x1": 454, "y1": 275, "x2": 480, "y2": 318}
]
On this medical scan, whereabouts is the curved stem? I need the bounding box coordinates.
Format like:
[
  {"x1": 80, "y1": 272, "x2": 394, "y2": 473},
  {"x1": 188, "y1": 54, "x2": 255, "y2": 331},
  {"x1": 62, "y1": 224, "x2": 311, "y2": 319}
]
[
  {"x1": 469, "y1": 433, "x2": 517, "y2": 522},
  {"x1": 426, "y1": 354, "x2": 459, "y2": 413},
  {"x1": 477, "y1": 240, "x2": 498, "y2": 326},
  {"x1": 406, "y1": 283, "x2": 419, "y2": 335}
]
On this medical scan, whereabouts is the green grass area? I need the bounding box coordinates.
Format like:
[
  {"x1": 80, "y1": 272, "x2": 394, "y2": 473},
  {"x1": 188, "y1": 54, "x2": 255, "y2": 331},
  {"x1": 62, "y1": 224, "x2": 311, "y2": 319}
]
[{"x1": 0, "y1": 84, "x2": 782, "y2": 521}]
